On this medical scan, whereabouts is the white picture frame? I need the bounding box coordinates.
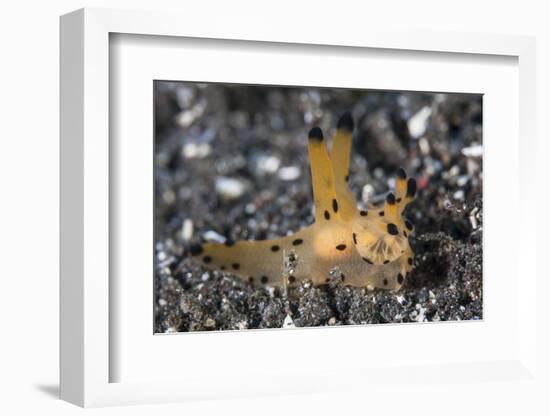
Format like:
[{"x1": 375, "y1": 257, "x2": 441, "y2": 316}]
[{"x1": 60, "y1": 7, "x2": 538, "y2": 408}]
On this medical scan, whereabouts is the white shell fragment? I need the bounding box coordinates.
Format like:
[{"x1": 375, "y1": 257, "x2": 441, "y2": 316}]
[
  {"x1": 461, "y1": 144, "x2": 483, "y2": 158},
  {"x1": 255, "y1": 154, "x2": 281, "y2": 175},
  {"x1": 181, "y1": 219, "x2": 194, "y2": 241},
  {"x1": 215, "y1": 177, "x2": 247, "y2": 200},
  {"x1": 182, "y1": 142, "x2": 211, "y2": 159},
  {"x1": 283, "y1": 314, "x2": 296, "y2": 328},
  {"x1": 278, "y1": 166, "x2": 301, "y2": 181},
  {"x1": 203, "y1": 230, "x2": 226, "y2": 243},
  {"x1": 408, "y1": 106, "x2": 432, "y2": 139}
]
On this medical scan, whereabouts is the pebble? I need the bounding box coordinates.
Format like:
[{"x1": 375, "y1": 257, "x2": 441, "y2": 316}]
[
  {"x1": 448, "y1": 165, "x2": 460, "y2": 177},
  {"x1": 469, "y1": 207, "x2": 479, "y2": 230},
  {"x1": 215, "y1": 177, "x2": 246, "y2": 200},
  {"x1": 182, "y1": 142, "x2": 211, "y2": 159},
  {"x1": 278, "y1": 166, "x2": 301, "y2": 181},
  {"x1": 162, "y1": 190, "x2": 176, "y2": 205},
  {"x1": 416, "y1": 306, "x2": 427, "y2": 322},
  {"x1": 283, "y1": 314, "x2": 296, "y2": 328},
  {"x1": 408, "y1": 106, "x2": 432, "y2": 139},
  {"x1": 254, "y1": 154, "x2": 281, "y2": 175},
  {"x1": 175, "y1": 110, "x2": 198, "y2": 128},
  {"x1": 181, "y1": 219, "x2": 194, "y2": 241},
  {"x1": 461, "y1": 144, "x2": 483, "y2": 158},
  {"x1": 361, "y1": 184, "x2": 375, "y2": 204},
  {"x1": 456, "y1": 175, "x2": 469, "y2": 187},
  {"x1": 453, "y1": 190, "x2": 465, "y2": 201},
  {"x1": 418, "y1": 137, "x2": 430, "y2": 155},
  {"x1": 175, "y1": 85, "x2": 194, "y2": 108},
  {"x1": 203, "y1": 230, "x2": 226, "y2": 243}
]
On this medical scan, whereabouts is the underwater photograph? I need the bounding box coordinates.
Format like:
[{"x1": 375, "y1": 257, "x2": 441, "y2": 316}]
[{"x1": 154, "y1": 81, "x2": 483, "y2": 333}]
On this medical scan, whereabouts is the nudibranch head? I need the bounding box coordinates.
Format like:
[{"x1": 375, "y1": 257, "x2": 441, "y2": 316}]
[{"x1": 350, "y1": 171, "x2": 416, "y2": 266}]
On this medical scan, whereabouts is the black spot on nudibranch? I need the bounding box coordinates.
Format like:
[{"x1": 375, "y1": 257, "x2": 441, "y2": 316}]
[
  {"x1": 352, "y1": 233, "x2": 358, "y2": 245},
  {"x1": 406, "y1": 178, "x2": 417, "y2": 198},
  {"x1": 397, "y1": 167, "x2": 407, "y2": 180},
  {"x1": 379, "y1": 211, "x2": 385, "y2": 217},
  {"x1": 403, "y1": 230, "x2": 408, "y2": 237},
  {"x1": 387, "y1": 223, "x2": 399, "y2": 235},
  {"x1": 261, "y1": 275, "x2": 269, "y2": 284},
  {"x1": 324, "y1": 210, "x2": 330, "y2": 220},
  {"x1": 189, "y1": 244, "x2": 203, "y2": 256},
  {"x1": 248, "y1": 276, "x2": 254, "y2": 283},
  {"x1": 203, "y1": 256, "x2": 212, "y2": 264},
  {"x1": 360, "y1": 210, "x2": 367, "y2": 216},
  {"x1": 232, "y1": 263, "x2": 240, "y2": 270},
  {"x1": 337, "y1": 111, "x2": 354, "y2": 132},
  {"x1": 383, "y1": 278, "x2": 388, "y2": 286},
  {"x1": 386, "y1": 193, "x2": 396, "y2": 205},
  {"x1": 384, "y1": 260, "x2": 389, "y2": 264},
  {"x1": 292, "y1": 238, "x2": 303, "y2": 246},
  {"x1": 271, "y1": 245, "x2": 280, "y2": 252},
  {"x1": 362, "y1": 257, "x2": 373, "y2": 264},
  {"x1": 345, "y1": 174, "x2": 349, "y2": 182},
  {"x1": 405, "y1": 220, "x2": 413, "y2": 231},
  {"x1": 397, "y1": 273, "x2": 404, "y2": 284},
  {"x1": 221, "y1": 265, "x2": 226, "y2": 270},
  {"x1": 308, "y1": 126, "x2": 324, "y2": 142},
  {"x1": 408, "y1": 257, "x2": 413, "y2": 265},
  {"x1": 288, "y1": 275, "x2": 296, "y2": 284},
  {"x1": 336, "y1": 244, "x2": 346, "y2": 251},
  {"x1": 332, "y1": 198, "x2": 339, "y2": 213}
]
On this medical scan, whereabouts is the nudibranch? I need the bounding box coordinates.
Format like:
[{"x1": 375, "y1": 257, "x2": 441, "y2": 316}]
[{"x1": 189, "y1": 112, "x2": 417, "y2": 290}]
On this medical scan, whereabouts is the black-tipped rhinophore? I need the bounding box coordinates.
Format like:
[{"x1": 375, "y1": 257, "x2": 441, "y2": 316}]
[
  {"x1": 397, "y1": 167, "x2": 407, "y2": 180},
  {"x1": 386, "y1": 192, "x2": 396, "y2": 205},
  {"x1": 189, "y1": 243, "x2": 203, "y2": 256},
  {"x1": 308, "y1": 126, "x2": 324, "y2": 142},
  {"x1": 336, "y1": 111, "x2": 354, "y2": 132},
  {"x1": 406, "y1": 178, "x2": 417, "y2": 198}
]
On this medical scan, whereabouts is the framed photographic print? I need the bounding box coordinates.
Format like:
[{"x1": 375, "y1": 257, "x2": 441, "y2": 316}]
[
  {"x1": 60, "y1": 7, "x2": 539, "y2": 408},
  {"x1": 153, "y1": 81, "x2": 482, "y2": 333}
]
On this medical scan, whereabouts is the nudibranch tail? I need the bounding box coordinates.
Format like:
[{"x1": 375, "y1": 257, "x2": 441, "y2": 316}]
[
  {"x1": 190, "y1": 239, "x2": 285, "y2": 286},
  {"x1": 190, "y1": 228, "x2": 320, "y2": 287}
]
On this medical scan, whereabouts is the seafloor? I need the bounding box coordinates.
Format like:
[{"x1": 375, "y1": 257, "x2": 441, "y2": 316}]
[{"x1": 154, "y1": 83, "x2": 483, "y2": 332}]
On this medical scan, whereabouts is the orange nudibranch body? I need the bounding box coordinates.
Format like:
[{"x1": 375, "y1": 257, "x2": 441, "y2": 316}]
[{"x1": 190, "y1": 112, "x2": 416, "y2": 290}]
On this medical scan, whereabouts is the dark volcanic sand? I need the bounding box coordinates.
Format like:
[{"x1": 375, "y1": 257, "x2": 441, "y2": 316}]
[{"x1": 154, "y1": 83, "x2": 483, "y2": 333}]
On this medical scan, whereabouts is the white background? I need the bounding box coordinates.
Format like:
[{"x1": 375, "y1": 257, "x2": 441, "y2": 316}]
[{"x1": 1, "y1": 1, "x2": 548, "y2": 415}]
